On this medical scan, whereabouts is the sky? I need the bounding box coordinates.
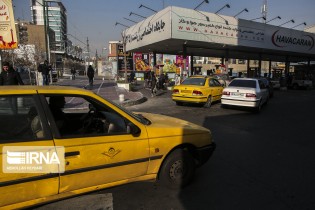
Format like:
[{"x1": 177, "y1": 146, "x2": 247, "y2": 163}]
[{"x1": 13, "y1": 0, "x2": 315, "y2": 56}]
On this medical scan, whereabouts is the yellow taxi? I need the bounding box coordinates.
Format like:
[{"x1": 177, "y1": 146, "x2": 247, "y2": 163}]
[
  {"x1": 172, "y1": 75, "x2": 224, "y2": 107},
  {"x1": 0, "y1": 85, "x2": 215, "y2": 209}
]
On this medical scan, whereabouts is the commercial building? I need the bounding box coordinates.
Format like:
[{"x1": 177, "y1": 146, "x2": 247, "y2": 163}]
[
  {"x1": 123, "y1": 6, "x2": 315, "y2": 80},
  {"x1": 30, "y1": 0, "x2": 67, "y2": 68}
]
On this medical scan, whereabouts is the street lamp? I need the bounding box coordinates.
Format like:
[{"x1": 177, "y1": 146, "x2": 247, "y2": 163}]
[
  {"x1": 139, "y1": 4, "x2": 157, "y2": 13},
  {"x1": 215, "y1": 4, "x2": 230, "y2": 14},
  {"x1": 194, "y1": 0, "x2": 209, "y2": 10},
  {"x1": 123, "y1": 17, "x2": 138, "y2": 24},
  {"x1": 266, "y1": 16, "x2": 281, "y2": 23},
  {"x1": 291, "y1": 22, "x2": 307, "y2": 29},
  {"x1": 194, "y1": 0, "x2": 210, "y2": 21},
  {"x1": 129, "y1": 12, "x2": 147, "y2": 19},
  {"x1": 233, "y1": 8, "x2": 248, "y2": 18},
  {"x1": 115, "y1": 22, "x2": 130, "y2": 28},
  {"x1": 279, "y1": 19, "x2": 295, "y2": 27},
  {"x1": 250, "y1": 16, "x2": 266, "y2": 21}
]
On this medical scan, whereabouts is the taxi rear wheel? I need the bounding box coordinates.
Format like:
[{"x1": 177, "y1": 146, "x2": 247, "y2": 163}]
[
  {"x1": 203, "y1": 96, "x2": 212, "y2": 108},
  {"x1": 159, "y1": 149, "x2": 195, "y2": 189}
]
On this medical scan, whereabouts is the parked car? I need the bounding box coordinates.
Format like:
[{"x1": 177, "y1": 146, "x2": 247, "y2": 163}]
[
  {"x1": 172, "y1": 75, "x2": 223, "y2": 107},
  {"x1": 270, "y1": 78, "x2": 280, "y2": 89},
  {"x1": 221, "y1": 78, "x2": 269, "y2": 112},
  {"x1": 0, "y1": 85, "x2": 215, "y2": 209},
  {"x1": 289, "y1": 78, "x2": 313, "y2": 89}
]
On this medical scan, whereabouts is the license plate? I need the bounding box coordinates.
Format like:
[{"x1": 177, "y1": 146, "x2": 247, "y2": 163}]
[
  {"x1": 181, "y1": 90, "x2": 191, "y2": 93},
  {"x1": 231, "y1": 92, "x2": 243, "y2": 96}
]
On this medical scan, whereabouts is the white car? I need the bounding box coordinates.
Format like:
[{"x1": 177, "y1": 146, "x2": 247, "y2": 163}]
[{"x1": 221, "y1": 78, "x2": 269, "y2": 112}]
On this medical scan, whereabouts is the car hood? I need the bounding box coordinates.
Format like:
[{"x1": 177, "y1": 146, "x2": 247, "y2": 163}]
[{"x1": 138, "y1": 112, "x2": 210, "y2": 138}]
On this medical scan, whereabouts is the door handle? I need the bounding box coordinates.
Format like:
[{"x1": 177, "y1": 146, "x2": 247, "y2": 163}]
[{"x1": 65, "y1": 151, "x2": 80, "y2": 157}]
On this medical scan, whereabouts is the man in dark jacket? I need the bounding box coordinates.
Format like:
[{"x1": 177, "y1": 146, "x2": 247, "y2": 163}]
[
  {"x1": 87, "y1": 65, "x2": 94, "y2": 89},
  {"x1": 0, "y1": 61, "x2": 24, "y2": 114},
  {"x1": 0, "y1": 61, "x2": 24, "y2": 85},
  {"x1": 38, "y1": 60, "x2": 51, "y2": 85}
]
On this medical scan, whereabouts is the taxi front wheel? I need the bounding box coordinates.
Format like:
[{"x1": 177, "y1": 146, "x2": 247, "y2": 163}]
[{"x1": 159, "y1": 149, "x2": 195, "y2": 189}]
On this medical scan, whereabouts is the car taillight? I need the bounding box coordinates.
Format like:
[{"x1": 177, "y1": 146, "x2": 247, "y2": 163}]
[
  {"x1": 222, "y1": 91, "x2": 230, "y2": 95},
  {"x1": 192, "y1": 90, "x2": 203, "y2": 96},
  {"x1": 246, "y1": 93, "x2": 256, "y2": 98},
  {"x1": 173, "y1": 89, "x2": 179, "y2": 94}
]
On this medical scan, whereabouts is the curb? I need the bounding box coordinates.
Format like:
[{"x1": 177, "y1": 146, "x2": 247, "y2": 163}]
[{"x1": 115, "y1": 93, "x2": 147, "y2": 107}]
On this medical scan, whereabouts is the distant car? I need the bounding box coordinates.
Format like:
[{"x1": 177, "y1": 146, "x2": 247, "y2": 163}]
[
  {"x1": 0, "y1": 85, "x2": 215, "y2": 209},
  {"x1": 270, "y1": 78, "x2": 280, "y2": 89},
  {"x1": 213, "y1": 73, "x2": 232, "y2": 87},
  {"x1": 221, "y1": 78, "x2": 269, "y2": 112},
  {"x1": 172, "y1": 75, "x2": 223, "y2": 107}
]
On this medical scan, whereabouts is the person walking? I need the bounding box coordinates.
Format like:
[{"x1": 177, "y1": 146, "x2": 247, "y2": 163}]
[
  {"x1": 150, "y1": 71, "x2": 157, "y2": 97},
  {"x1": 87, "y1": 65, "x2": 95, "y2": 89},
  {"x1": 38, "y1": 60, "x2": 51, "y2": 85},
  {"x1": 0, "y1": 61, "x2": 24, "y2": 85},
  {"x1": 0, "y1": 61, "x2": 24, "y2": 114},
  {"x1": 71, "y1": 66, "x2": 76, "y2": 80}
]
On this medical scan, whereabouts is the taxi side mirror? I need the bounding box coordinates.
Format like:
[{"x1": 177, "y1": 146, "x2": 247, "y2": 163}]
[{"x1": 127, "y1": 122, "x2": 141, "y2": 136}]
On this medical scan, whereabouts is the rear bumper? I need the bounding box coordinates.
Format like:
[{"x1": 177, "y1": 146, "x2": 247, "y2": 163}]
[
  {"x1": 221, "y1": 98, "x2": 260, "y2": 107},
  {"x1": 172, "y1": 95, "x2": 208, "y2": 104},
  {"x1": 195, "y1": 142, "x2": 216, "y2": 166}
]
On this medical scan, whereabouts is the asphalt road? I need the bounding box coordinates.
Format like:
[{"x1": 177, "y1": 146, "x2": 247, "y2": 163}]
[{"x1": 36, "y1": 88, "x2": 315, "y2": 210}]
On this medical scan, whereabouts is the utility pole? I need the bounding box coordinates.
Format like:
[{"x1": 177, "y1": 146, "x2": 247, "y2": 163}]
[
  {"x1": 86, "y1": 37, "x2": 90, "y2": 75},
  {"x1": 261, "y1": 0, "x2": 267, "y2": 23}
]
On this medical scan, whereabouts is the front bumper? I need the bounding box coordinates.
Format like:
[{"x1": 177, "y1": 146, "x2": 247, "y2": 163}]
[{"x1": 195, "y1": 142, "x2": 216, "y2": 166}]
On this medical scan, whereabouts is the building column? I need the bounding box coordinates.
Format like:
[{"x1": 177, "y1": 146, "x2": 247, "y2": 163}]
[
  {"x1": 153, "y1": 51, "x2": 157, "y2": 67},
  {"x1": 247, "y1": 58, "x2": 250, "y2": 77},
  {"x1": 190, "y1": 53, "x2": 194, "y2": 76},
  {"x1": 182, "y1": 44, "x2": 187, "y2": 79},
  {"x1": 268, "y1": 59, "x2": 272, "y2": 77}
]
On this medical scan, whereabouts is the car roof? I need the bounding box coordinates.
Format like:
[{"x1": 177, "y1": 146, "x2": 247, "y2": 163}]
[
  {"x1": 233, "y1": 78, "x2": 259, "y2": 81},
  {"x1": 189, "y1": 75, "x2": 214, "y2": 79},
  {"x1": 0, "y1": 85, "x2": 94, "y2": 95}
]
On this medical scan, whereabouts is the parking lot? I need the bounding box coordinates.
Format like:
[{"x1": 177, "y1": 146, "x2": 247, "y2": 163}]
[{"x1": 34, "y1": 87, "x2": 315, "y2": 210}]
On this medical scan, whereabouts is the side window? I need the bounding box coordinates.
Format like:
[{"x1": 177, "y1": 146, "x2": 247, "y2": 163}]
[
  {"x1": 213, "y1": 79, "x2": 222, "y2": 87},
  {"x1": 45, "y1": 95, "x2": 130, "y2": 138},
  {"x1": 0, "y1": 95, "x2": 46, "y2": 141},
  {"x1": 209, "y1": 79, "x2": 215, "y2": 87}
]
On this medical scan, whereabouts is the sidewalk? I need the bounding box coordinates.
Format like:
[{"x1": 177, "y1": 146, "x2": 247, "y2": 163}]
[{"x1": 55, "y1": 76, "x2": 146, "y2": 106}]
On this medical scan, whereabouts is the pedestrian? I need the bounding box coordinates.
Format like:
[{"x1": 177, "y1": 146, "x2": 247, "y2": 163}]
[
  {"x1": 87, "y1": 65, "x2": 95, "y2": 89},
  {"x1": 0, "y1": 61, "x2": 24, "y2": 114},
  {"x1": 71, "y1": 66, "x2": 76, "y2": 80},
  {"x1": 38, "y1": 60, "x2": 51, "y2": 85},
  {"x1": 150, "y1": 71, "x2": 157, "y2": 97},
  {"x1": 0, "y1": 61, "x2": 24, "y2": 85},
  {"x1": 129, "y1": 71, "x2": 135, "y2": 83},
  {"x1": 159, "y1": 73, "x2": 166, "y2": 90}
]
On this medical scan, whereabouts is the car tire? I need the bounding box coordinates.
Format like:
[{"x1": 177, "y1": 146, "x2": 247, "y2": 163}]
[
  {"x1": 176, "y1": 101, "x2": 183, "y2": 106},
  {"x1": 159, "y1": 149, "x2": 195, "y2": 189},
  {"x1": 254, "y1": 100, "x2": 262, "y2": 113},
  {"x1": 203, "y1": 96, "x2": 212, "y2": 108}
]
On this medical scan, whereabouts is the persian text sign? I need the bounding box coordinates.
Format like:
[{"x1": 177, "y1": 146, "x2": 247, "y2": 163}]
[
  {"x1": 0, "y1": 0, "x2": 17, "y2": 49},
  {"x1": 3, "y1": 146, "x2": 65, "y2": 173}
]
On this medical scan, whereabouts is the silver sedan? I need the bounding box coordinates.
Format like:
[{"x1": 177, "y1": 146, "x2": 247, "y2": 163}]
[{"x1": 221, "y1": 78, "x2": 269, "y2": 112}]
